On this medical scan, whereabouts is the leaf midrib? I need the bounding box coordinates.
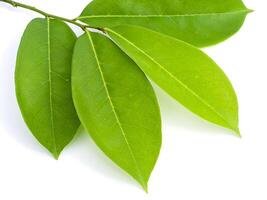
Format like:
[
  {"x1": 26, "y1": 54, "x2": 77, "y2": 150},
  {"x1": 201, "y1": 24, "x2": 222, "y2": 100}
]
[
  {"x1": 47, "y1": 18, "x2": 58, "y2": 157},
  {"x1": 78, "y1": 9, "x2": 249, "y2": 19},
  {"x1": 85, "y1": 31, "x2": 146, "y2": 188},
  {"x1": 107, "y1": 28, "x2": 236, "y2": 130}
]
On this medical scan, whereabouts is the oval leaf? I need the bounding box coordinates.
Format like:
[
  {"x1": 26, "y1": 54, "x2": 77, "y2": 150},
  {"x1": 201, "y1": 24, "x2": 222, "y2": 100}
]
[
  {"x1": 15, "y1": 18, "x2": 80, "y2": 158},
  {"x1": 78, "y1": 0, "x2": 250, "y2": 47},
  {"x1": 106, "y1": 25, "x2": 239, "y2": 134},
  {"x1": 72, "y1": 31, "x2": 162, "y2": 190}
]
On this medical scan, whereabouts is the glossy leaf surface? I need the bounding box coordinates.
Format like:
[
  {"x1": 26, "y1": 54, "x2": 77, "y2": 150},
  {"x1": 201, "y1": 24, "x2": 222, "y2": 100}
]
[
  {"x1": 72, "y1": 31, "x2": 162, "y2": 190},
  {"x1": 79, "y1": 0, "x2": 250, "y2": 47},
  {"x1": 15, "y1": 18, "x2": 80, "y2": 158},
  {"x1": 107, "y1": 25, "x2": 239, "y2": 134}
]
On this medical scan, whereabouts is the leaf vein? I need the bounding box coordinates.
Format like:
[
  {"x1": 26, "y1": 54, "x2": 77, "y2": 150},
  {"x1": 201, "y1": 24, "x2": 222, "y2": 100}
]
[
  {"x1": 107, "y1": 28, "x2": 235, "y2": 129},
  {"x1": 47, "y1": 18, "x2": 58, "y2": 157},
  {"x1": 85, "y1": 30, "x2": 146, "y2": 187},
  {"x1": 78, "y1": 10, "x2": 249, "y2": 19}
]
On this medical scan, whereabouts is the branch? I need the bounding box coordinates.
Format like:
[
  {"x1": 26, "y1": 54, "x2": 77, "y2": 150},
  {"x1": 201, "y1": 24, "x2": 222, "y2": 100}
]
[{"x1": 0, "y1": 0, "x2": 104, "y2": 31}]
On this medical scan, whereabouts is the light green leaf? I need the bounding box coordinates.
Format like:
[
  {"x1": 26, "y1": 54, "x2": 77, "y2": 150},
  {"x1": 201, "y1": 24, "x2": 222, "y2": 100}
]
[
  {"x1": 106, "y1": 25, "x2": 239, "y2": 134},
  {"x1": 15, "y1": 18, "x2": 80, "y2": 159},
  {"x1": 72, "y1": 31, "x2": 162, "y2": 190},
  {"x1": 78, "y1": 0, "x2": 250, "y2": 47}
]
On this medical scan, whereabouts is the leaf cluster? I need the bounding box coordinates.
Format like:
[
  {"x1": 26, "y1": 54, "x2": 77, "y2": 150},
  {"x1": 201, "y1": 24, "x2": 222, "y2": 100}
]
[{"x1": 2, "y1": 0, "x2": 251, "y2": 191}]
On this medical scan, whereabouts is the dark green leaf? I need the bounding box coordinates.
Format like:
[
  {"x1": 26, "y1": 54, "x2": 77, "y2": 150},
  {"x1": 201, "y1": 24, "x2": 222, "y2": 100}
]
[
  {"x1": 72, "y1": 31, "x2": 162, "y2": 190},
  {"x1": 107, "y1": 25, "x2": 239, "y2": 134},
  {"x1": 15, "y1": 18, "x2": 80, "y2": 158},
  {"x1": 79, "y1": 0, "x2": 250, "y2": 47}
]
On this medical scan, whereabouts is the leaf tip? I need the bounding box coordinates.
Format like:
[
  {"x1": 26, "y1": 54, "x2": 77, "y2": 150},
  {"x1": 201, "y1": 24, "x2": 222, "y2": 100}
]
[
  {"x1": 247, "y1": 9, "x2": 254, "y2": 14},
  {"x1": 142, "y1": 183, "x2": 148, "y2": 193},
  {"x1": 233, "y1": 127, "x2": 242, "y2": 138},
  {"x1": 137, "y1": 179, "x2": 148, "y2": 193},
  {"x1": 52, "y1": 151, "x2": 60, "y2": 160}
]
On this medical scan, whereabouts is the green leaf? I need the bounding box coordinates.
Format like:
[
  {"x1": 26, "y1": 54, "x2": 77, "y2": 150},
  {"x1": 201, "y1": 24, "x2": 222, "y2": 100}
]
[
  {"x1": 78, "y1": 0, "x2": 250, "y2": 47},
  {"x1": 72, "y1": 30, "x2": 162, "y2": 190},
  {"x1": 15, "y1": 18, "x2": 80, "y2": 159},
  {"x1": 106, "y1": 25, "x2": 239, "y2": 134}
]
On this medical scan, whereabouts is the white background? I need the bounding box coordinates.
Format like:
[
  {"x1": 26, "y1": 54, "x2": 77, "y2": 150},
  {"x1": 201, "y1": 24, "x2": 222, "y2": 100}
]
[{"x1": 0, "y1": 0, "x2": 266, "y2": 199}]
